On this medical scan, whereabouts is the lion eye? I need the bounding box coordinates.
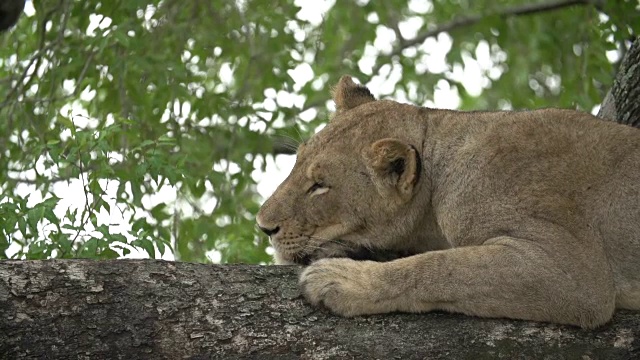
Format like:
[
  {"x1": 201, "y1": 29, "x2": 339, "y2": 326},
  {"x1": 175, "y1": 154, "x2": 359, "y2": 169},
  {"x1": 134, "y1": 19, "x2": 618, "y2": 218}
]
[{"x1": 307, "y1": 182, "x2": 329, "y2": 196}]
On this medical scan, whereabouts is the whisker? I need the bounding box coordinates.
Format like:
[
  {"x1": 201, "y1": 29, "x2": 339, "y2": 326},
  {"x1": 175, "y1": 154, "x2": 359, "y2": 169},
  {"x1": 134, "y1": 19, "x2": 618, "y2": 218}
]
[
  {"x1": 309, "y1": 236, "x2": 350, "y2": 249},
  {"x1": 273, "y1": 133, "x2": 302, "y2": 149},
  {"x1": 291, "y1": 125, "x2": 305, "y2": 143}
]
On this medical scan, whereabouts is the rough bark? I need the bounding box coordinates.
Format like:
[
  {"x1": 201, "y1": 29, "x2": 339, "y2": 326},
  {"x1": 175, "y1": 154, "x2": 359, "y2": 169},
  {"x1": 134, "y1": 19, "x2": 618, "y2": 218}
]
[
  {"x1": 0, "y1": 259, "x2": 639, "y2": 359},
  {"x1": 597, "y1": 36, "x2": 640, "y2": 126}
]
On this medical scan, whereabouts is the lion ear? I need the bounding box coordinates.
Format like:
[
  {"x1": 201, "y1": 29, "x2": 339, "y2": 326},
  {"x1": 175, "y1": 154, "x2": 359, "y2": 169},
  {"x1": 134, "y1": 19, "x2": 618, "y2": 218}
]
[
  {"x1": 362, "y1": 138, "x2": 421, "y2": 203},
  {"x1": 331, "y1": 76, "x2": 375, "y2": 112}
]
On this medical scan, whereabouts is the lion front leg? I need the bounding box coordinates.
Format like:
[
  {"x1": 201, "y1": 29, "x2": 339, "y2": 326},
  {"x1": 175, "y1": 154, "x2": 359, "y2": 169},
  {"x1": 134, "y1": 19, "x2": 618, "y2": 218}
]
[{"x1": 299, "y1": 237, "x2": 616, "y2": 328}]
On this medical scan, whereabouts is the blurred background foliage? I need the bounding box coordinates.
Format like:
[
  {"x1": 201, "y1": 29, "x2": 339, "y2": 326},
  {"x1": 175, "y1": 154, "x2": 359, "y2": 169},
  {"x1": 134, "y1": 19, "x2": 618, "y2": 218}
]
[{"x1": 0, "y1": 0, "x2": 638, "y2": 263}]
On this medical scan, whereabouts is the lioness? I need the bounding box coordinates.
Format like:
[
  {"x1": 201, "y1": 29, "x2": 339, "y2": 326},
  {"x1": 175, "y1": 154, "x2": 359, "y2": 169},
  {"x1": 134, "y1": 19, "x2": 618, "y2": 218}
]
[{"x1": 256, "y1": 76, "x2": 640, "y2": 328}]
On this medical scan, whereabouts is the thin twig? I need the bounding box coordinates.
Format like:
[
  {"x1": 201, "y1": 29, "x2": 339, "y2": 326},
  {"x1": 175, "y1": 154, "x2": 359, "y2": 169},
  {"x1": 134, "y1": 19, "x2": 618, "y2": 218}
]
[{"x1": 371, "y1": 0, "x2": 598, "y2": 75}]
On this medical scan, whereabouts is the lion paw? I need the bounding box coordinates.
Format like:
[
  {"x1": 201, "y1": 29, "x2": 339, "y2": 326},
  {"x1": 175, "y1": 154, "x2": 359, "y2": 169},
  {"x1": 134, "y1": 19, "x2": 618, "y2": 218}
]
[{"x1": 299, "y1": 258, "x2": 383, "y2": 316}]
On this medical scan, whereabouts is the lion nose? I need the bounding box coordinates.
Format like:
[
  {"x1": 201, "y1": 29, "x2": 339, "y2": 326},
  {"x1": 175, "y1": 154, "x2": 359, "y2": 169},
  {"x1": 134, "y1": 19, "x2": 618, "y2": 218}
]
[
  {"x1": 258, "y1": 225, "x2": 280, "y2": 236},
  {"x1": 256, "y1": 211, "x2": 280, "y2": 236}
]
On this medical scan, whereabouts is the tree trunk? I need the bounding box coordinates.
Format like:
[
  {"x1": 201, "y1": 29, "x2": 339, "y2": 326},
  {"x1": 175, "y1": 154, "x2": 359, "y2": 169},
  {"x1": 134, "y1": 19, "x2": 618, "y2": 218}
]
[
  {"x1": 597, "y1": 36, "x2": 640, "y2": 126},
  {"x1": 1, "y1": 259, "x2": 639, "y2": 359}
]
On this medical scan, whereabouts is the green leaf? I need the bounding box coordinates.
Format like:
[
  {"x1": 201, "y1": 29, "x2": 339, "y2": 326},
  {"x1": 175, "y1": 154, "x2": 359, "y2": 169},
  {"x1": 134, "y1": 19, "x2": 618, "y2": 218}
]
[
  {"x1": 27, "y1": 207, "x2": 45, "y2": 232},
  {"x1": 3, "y1": 216, "x2": 17, "y2": 234},
  {"x1": 100, "y1": 248, "x2": 120, "y2": 259},
  {"x1": 82, "y1": 238, "x2": 99, "y2": 258},
  {"x1": 156, "y1": 239, "x2": 166, "y2": 256},
  {"x1": 139, "y1": 140, "x2": 156, "y2": 148},
  {"x1": 113, "y1": 245, "x2": 131, "y2": 257},
  {"x1": 132, "y1": 218, "x2": 150, "y2": 232},
  {"x1": 0, "y1": 232, "x2": 9, "y2": 258},
  {"x1": 150, "y1": 203, "x2": 170, "y2": 221},
  {"x1": 132, "y1": 239, "x2": 156, "y2": 259},
  {"x1": 58, "y1": 117, "x2": 76, "y2": 135}
]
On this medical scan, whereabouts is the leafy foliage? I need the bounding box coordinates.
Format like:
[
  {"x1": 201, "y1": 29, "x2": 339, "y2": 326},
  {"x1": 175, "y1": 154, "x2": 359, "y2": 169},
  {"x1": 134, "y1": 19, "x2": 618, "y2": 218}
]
[{"x1": 0, "y1": 0, "x2": 637, "y2": 263}]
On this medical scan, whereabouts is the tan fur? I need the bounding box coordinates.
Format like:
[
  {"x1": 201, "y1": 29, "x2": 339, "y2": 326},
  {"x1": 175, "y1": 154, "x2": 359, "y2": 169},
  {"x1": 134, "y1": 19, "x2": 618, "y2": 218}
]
[{"x1": 256, "y1": 75, "x2": 640, "y2": 328}]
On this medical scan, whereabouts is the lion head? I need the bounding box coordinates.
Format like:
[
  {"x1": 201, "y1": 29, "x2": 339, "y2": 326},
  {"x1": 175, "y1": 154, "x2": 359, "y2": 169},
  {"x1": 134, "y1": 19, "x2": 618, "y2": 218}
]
[{"x1": 256, "y1": 76, "x2": 442, "y2": 265}]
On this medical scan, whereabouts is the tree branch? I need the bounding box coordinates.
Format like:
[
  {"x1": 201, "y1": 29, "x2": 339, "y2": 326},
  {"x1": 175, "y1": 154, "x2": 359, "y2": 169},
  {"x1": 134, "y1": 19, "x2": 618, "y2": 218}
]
[
  {"x1": 372, "y1": 0, "x2": 600, "y2": 75},
  {"x1": 0, "y1": 0, "x2": 25, "y2": 32},
  {"x1": 1, "y1": 259, "x2": 638, "y2": 359},
  {"x1": 597, "y1": 36, "x2": 640, "y2": 126}
]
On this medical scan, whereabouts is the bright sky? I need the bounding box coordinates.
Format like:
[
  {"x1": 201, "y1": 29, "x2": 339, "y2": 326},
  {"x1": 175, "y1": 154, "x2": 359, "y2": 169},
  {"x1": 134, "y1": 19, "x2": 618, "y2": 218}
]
[{"x1": 7, "y1": 0, "x2": 615, "y2": 262}]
